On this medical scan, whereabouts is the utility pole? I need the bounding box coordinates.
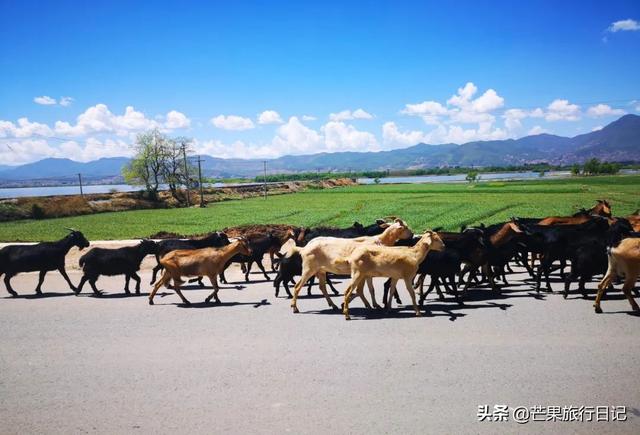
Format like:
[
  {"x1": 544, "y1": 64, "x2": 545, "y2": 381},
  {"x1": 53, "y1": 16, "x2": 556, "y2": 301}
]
[
  {"x1": 263, "y1": 160, "x2": 267, "y2": 199},
  {"x1": 197, "y1": 155, "x2": 205, "y2": 208},
  {"x1": 181, "y1": 142, "x2": 190, "y2": 207},
  {"x1": 77, "y1": 173, "x2": 84, "y2": 198}
]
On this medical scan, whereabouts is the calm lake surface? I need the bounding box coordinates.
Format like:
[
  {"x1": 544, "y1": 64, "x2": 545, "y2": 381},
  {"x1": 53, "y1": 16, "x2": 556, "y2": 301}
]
[
  {"x1": 1, "y1": 170, "x2": 636, "y2": 199},
  {"x1": 357, "y1": 171, "x2": 572, "y2": 184}
]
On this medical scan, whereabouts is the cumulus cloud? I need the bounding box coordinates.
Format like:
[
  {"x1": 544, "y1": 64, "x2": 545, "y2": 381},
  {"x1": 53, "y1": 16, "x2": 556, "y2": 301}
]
[
  {"x1": 382, "y1": 122, "x2": 429, "y2": 146},
  {"x1": 400, "y1": 82, "x2": 507, "y2": 142},
  {"x1": 544, "y1": 99, "x2": 581, "y2": 121},
  {"x1": 329, "y1": 108, "x2": 374, "y2": 121},
  {"x1": 527, "y1": 125, "x2": 548, "y2": 135},
  {"x1": 195, "y1": 139, "x2": 279, "y2": 159},
  {"x1": 211, "y1": 114, "x2": 255, "y2": 130},
  {"x1": 257, "y1": 110, "x2": 284, "y2": 125},
  {"x1": 608, "y1": 19, "x2": 640, "y2": 32},
  {"x1": 33, "y1": 95, "x2": 74, "y2": 106},
  {"x1": 165, "y1": 110, "x2": 191, "y2": 129},
  {"x1": 59, "y1": 97, "x2": 74, "y2": 107},
  {"x1": 34, "y1": 96, "x2": 57, "y2": 105},
  {"x1": 322, "y1": 121, "x2": 378, "y2": 151},
  {"x1": 0, "y1": 137, "x2": 133, "y2": 164},
  {"x1": 2, "y1": 104, "x2": 189, "y2": 141},
  {"x1": 503, "y1": 109, "x2": 528, "y2": 130},
  {"x1": 587, "y1": 104, "x2": 625, "y2": 117},
  {"x1": 271, "y1": 116, "x2": 323, "y2": 154}
]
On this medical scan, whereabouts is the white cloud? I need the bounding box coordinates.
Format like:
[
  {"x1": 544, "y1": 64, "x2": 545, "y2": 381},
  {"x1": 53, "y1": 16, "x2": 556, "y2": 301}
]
[
  {"x1": 527, "y1": 125, "x2": 548, "y2": 135},
  {"x1": 257, "y1": 110, "x2": 284, "y2": 125},
  {"x1": 503, "y1": 109, "x2": 528, "y2": 130},
  {"x1": 165, "y1": 110, "x2": 191, "y2": 129},
  {"x1": 0, "y1": 137, "x2": 133, "y2": 164},
  {"x1": 59, "y1": 96, "x2": 74, "y2": 107},
  {"x1": 382, "y1": 122, "x2": 428, "y2": 146},
  {"x1": 0, "y1": 104, "x2": 190, "y2": 139},
  {"x1": 329, "y1": 108, "x2": 373, "y2": 121},
  {"x1": 592, "y1": 125, "x2": 603, "y2": 132},
  {"x1": 302, "y1": 115, "x2": 317, "y2": 121},
  {"x1": 34, "y1": 96, "x2": 57, "y2": 105},
  {"x1": 195, "y1": 139, "x2": 279, "y2": 159},
  {"x1": 0, "y1": 117, "x2": 54, "y2": 138},
  {"x1": 322, "y1": 121, "x2": 378, "y2": 151},
  {"x1": 544, "y1": 99, "x2": 581, "y2": 121},
  {"x1": 211, "y1": 114, "x2": 255, "y2": 130},
  {"x1": 271, "y1": 116, "x2": 323, "y2": 154},
  {"x1": 608, "y1": 19, "x2": 640, "y2": 32},
  {"x1": 401, "y1": 101, "x2": 448, "y2": 116},
  {"x1": 587, "y1": 104, "x2": 625, "y2": 117}
]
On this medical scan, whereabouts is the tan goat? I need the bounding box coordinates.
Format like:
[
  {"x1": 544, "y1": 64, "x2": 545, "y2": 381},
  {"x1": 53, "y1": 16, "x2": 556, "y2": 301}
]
[
  {"x1": 340, "y1": 231, "x2": 445, "y2": 320},
  {"x1": 289, "y1": 219, "x2": 414, "y2": 313},
  {"x1": 149, "y1": 238, "x2": 252, "y2": 305},
  {"x1": 594, "y1": 237, "x2": 640, "y2": 313}
]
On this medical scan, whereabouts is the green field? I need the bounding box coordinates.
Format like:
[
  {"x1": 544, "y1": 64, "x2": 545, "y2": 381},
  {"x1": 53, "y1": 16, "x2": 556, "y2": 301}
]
[{"x1": 1, "y1": 175, "x2": 638, "y2": 241}]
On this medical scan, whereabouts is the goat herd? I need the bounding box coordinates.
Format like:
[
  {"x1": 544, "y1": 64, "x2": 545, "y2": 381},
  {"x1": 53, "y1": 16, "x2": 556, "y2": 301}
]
[{"x1": 1, "y1": 199, "x2": 639, "y2": 320}]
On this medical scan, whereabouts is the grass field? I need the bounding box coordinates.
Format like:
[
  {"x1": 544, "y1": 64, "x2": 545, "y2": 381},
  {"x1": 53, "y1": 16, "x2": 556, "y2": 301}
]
[{"x1": 0, "y1": 175, "x2": 638, "y2": 241}]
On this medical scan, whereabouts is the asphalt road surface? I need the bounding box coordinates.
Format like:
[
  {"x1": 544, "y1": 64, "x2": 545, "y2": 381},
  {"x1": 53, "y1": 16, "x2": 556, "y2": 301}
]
[{"x1": 1, "y1": 260, "x2": 639, "y2": 434}]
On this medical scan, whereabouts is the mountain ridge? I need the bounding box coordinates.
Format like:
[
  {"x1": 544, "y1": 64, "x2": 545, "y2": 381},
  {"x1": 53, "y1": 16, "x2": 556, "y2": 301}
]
[{"x1": 1, "y1": 114, "x2": 638, "y2": 181}]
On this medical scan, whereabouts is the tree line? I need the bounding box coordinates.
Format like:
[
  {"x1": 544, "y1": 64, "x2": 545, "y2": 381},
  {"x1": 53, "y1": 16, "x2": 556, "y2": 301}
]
[{"x1": 122, "y1": 129, "x2": 196, "y2": 202}]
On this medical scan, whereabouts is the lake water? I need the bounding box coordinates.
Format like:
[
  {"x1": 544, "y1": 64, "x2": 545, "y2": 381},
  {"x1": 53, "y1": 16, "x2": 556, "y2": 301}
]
[
  {"x1": 0, "y1": 181, "x2": 261, "y2": 199},
  {"x1": 1, "y1": 170, "x2": 636, "y2": 198},
  {"x1": 357, "y1": 171, "x2": 572, "y2": 184}
]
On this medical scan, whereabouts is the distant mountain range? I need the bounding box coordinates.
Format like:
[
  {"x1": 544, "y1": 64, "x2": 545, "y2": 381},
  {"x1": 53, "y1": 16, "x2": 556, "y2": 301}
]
[{"x1": 1, "y1": 114, "x2": 639, "y2": 182}]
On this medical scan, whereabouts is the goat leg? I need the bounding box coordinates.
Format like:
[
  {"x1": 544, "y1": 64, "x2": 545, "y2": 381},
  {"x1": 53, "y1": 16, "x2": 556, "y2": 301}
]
[
  {"x1": 132, "y1": 272, "x2": 142, "y2": 294},
  {"x1": 35, "y1": 270, "x2": 47, "y2": 295},
  {"x1": 327, "y1": 275, "x2": 339, "y2": 295},
  {"x1": 256, "y1": 259, "x2": 271, "y2": 281},
  {"x1": 76, "y1": 275, "x2": 88, "y2": 295},
  {"x1": 89, "y1": 277, "x2": 102, "y2": 296},
  {"x1": 58, "y1": 266, "x2": 77, "y2": 293},
  {"x1": 4, "y1": 274, "x2": 17, "y2": 296},
  {"x1": 124, "y1": 275, "x2": 131, "y2": 294}
]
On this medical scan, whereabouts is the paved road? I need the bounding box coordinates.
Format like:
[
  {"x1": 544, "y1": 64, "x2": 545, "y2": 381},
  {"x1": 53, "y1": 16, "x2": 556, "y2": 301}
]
[{"x1": 0, "y1": 263, "x2": 638, "y2": 434}]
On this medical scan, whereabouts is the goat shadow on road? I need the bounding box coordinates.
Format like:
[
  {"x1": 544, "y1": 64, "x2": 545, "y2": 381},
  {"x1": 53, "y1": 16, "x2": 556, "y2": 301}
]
[
  {"x1": 3, "y1": 291, "x2": 74, "y2": 299},
  {"x1": 172, "y1": 299, "x2": 272, "y2": 309}
]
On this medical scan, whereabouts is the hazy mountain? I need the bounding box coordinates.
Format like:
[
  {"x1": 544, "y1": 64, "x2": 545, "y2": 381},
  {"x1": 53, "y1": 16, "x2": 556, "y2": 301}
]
[
  {"x1": 0, "y1": 157, "x2": 130, "y2": 181},
  {"x1": 0, "y1": 115, "x2": 638, "y2": 181}
]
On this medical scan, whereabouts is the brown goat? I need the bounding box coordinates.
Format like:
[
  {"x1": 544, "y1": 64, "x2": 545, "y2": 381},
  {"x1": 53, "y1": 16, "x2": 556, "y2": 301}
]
[
  {"x1": 538, "y1": 200, "x2": 612, "y2": 226},
  {"x1": 289, "y1": 219, "x2": 414, "y2": 313},
  {"x1": 149, "y1": 238, "x2": 252, "y2": 305},
  {"x1": 594, "y1": 237, "x2": 640, "y2": 313},
  {"x1": 340, "y1": 231, "x2": 445, "y2": 320}
]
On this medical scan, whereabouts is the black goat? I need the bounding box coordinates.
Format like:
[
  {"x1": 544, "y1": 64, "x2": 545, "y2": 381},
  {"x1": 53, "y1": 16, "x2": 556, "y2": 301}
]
[
  {"x1": 563, "y1": 218, "x2": 639, "y2": 298},
  {"x1": 0, "y1": 229, "x2": 90, "y2": 296},
  {"x1": 150, "y1": 232, "x2": 230, "y2": 286},
  {"x1": 220, "y1": 233, "x2": 283, "y2": 283},
  {"x1": 296, "y1": 219, "x2": 387, "y2": 246},
  {"x1": 517, "y1": 217, "x2": 610, "y2": 292},
  {"x1": 77, "y1": 240, "x2": 159, "y2": 296},
  {"x1": 273, "y1": 252, "x2": 339, "y2": 298}
]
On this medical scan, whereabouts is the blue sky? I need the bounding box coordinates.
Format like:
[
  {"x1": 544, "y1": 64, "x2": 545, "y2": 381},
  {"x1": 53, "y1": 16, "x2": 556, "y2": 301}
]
[{"x1": 1, "y1": 0, "x2": 639, "y2": 164}]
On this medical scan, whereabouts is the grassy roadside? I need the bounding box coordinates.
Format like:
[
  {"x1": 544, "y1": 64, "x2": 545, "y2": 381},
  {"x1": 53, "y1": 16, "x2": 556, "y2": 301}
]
[{"x1": 0, "y1": 175, "x2": 638, "y2": 241}]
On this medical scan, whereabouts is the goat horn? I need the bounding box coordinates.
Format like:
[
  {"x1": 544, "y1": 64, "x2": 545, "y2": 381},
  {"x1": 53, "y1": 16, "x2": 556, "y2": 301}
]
[{"x1": 64, "y1": 227, "x2": 76, "y2": 232}]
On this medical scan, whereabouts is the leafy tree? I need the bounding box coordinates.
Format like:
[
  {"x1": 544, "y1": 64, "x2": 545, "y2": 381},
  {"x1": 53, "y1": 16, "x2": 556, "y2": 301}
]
[
  {"x1": 571, "y1": 164, "x2": 581, "y2": 176},
  {"x1": 465, "y1": 170, "x2": 478, "y2": 183},
  {"x1": 123, "y1": 129, "x2": 194, "y2": 202}
]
